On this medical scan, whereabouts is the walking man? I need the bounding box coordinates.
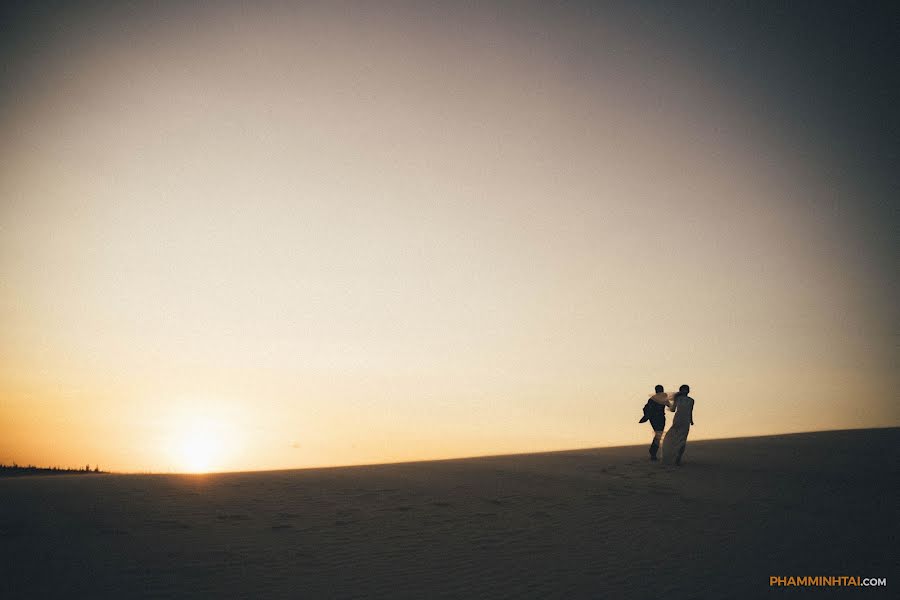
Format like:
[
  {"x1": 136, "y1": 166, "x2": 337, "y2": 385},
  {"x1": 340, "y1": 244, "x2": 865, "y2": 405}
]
[{"x1": 639, "y1": 384, "x2": 671, "y2": 461}]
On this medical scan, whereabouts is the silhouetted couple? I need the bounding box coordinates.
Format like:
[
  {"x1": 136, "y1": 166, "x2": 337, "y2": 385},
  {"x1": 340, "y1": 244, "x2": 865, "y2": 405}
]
[{"x1": 639, "y1": 384, "x2": 695, "y2": 465}]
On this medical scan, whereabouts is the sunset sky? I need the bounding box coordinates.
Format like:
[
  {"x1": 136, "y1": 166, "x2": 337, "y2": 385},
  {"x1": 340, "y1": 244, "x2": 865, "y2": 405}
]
[{"x1": 1, "y1": 1, "x2": 897, "y2": 473}]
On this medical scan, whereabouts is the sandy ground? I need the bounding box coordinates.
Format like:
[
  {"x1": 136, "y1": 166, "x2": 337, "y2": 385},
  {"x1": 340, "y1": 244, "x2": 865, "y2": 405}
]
[{"x1": 2, "y1": 428, "x2": 897, "y2": 599}]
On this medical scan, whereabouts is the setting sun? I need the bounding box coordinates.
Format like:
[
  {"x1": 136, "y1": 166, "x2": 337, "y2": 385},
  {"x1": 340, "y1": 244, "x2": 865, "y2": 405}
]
[
  {"x1": 168, "y1": 417, "x2": 233, "y2": 473},
  {"x1": 179, "y1": 426, "x2": 219, "y2": 473}
]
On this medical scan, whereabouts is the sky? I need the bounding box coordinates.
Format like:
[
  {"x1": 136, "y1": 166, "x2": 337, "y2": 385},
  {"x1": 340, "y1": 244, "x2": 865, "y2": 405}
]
[{"x1": 1, "y1": 1, "x2": 897, "y2": 473}]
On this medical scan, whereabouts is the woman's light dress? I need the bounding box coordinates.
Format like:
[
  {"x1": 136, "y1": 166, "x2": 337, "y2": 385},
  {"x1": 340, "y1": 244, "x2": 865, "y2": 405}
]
[{"x1": 661, "y1": 395, "x2": 694, "y2": 465}]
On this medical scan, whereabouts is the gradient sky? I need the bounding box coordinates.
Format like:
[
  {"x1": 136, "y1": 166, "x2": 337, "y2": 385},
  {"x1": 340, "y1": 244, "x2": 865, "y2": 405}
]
[{"x1": 1, "y1": 1, "x2": 897, "y2": 472}]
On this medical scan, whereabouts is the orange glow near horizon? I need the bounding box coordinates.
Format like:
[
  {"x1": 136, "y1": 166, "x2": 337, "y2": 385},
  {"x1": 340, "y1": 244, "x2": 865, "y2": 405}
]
[
  {"x1": 165, "y1": 413, "x2": 234, "y2": 474},
  {"x1": 1, "y1": 2, "x2": 896, "y2": 473}
]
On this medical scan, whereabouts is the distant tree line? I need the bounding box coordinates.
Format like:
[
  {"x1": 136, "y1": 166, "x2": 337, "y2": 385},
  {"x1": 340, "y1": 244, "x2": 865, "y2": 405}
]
[{"x1": 0, "y1": 463, "x2": 107, "y2": 477}]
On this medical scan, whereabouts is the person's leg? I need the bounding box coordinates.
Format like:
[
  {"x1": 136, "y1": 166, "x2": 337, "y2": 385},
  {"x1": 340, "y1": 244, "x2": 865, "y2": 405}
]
[
  {"x1": 648, "y1": 416, "x2": 664, "y2": 459},
  {"x1": 649, "y1": 428, "x2": 663, "y2": 460},
  {"x1": 675, "y1": 442, "x2": 686, "y2": 465}
]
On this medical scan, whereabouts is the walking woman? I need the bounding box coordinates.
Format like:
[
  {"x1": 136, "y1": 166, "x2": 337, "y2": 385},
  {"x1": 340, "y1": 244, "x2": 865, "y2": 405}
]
[{"x1": 661, "y1": 384, "x2": 695, "y2": 465}]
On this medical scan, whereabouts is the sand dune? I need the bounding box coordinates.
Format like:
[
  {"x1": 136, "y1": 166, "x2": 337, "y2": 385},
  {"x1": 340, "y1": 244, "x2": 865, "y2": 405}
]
[{"x1": 2, "y1": 428, "x2": 896, "y2": 599}]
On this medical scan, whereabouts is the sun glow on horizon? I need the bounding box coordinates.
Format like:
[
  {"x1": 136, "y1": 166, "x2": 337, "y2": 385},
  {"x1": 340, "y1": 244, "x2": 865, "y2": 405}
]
[{"x1": 167, "y1": 415, "x2": 237, "y2": 474}]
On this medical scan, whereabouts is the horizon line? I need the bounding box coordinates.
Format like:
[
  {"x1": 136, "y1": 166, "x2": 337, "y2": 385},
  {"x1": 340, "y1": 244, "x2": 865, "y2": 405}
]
[{"x1": 23, "y1": 425, "x2": 895, "y2": 478}]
